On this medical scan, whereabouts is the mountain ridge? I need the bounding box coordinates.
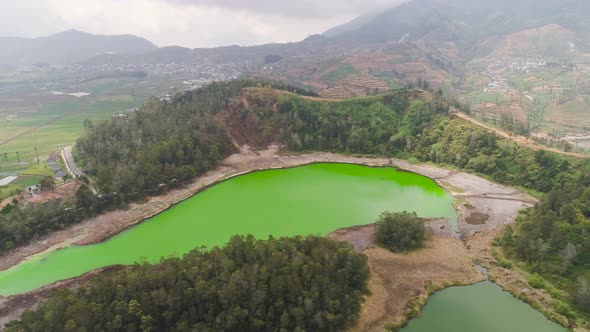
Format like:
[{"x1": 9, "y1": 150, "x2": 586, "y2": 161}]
[{"x1": 0, "y1": 29, "x2": 158, "y2": 65}]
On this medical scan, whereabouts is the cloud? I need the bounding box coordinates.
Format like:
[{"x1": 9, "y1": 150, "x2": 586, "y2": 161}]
[
  {"x1": 166, "y1": 0, "x2": 396, "y2": 19},
  {"x1": 0, "y1": 0, "x2": 400, "y2": 48}
]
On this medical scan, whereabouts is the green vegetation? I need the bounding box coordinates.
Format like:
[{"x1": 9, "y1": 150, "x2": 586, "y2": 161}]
[
  {"x1": 529, "y1": 274, "x2": 546, "y2": 289},
  {"x1": 0, "y1": 163, "x2": 53, "y2": 199},
  {"x1": 375, "y1": 211, "x2": 426, "y2": 252},
  {"x1": 225, "y1": 84, "x2": 590, "y2": 317},
  {"x1": 0, "y1": 98, "x2": 136, "y2": 164},
  {"x1": 6, "y1": 236, "x2": 369, "y2": 332},
  {"x1": 500, "y1": 166, "x2": 590, "y2": 317},
  {"x1": 76, "y1": 89, "x2": 236, "y2": 201},
  {"x1": 0, "y1": 187, "x2": 96, "y2": 251},
  {"x1": 237, "y1": 87, "x2": 581, "y2": 194},
  {"x1": 2, "y1": 80, "x2": 590, "y2": 322},
  {"x1": 0, "y1": 81, "x2": 316, "y2": 255},
  {"x1": 468, "y1": 89, "x2": 506, "y2": 104},
  {"x1": 322, "y1": 64, "x2": 358, "y2": 82}
]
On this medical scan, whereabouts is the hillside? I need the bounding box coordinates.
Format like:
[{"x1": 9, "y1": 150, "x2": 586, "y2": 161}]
[
  {"x1": 250, "y1": 0, "x2": 590, "y2": 153},
  {"x1": 0, "y1": 29, "x2": 158, "y2": 65},
  {"x1": 326, "y1": 0, "x2": 590, "y2": 48}
]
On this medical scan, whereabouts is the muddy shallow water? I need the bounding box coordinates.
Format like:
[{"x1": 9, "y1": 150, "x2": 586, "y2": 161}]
[{"x1": 402, "y1": 281, "x2": 569, "y2": 332}]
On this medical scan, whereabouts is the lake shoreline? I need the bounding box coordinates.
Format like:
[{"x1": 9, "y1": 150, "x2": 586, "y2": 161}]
[
  {"x1": 0, "y1": 145, "x2": 535, "y2": 272},
  {"x1": 330, "y1": 222, "x2": 576, "y2": 331},
  {"x1": 1, "y1": 146, "x2": 564, "y2": 330}
]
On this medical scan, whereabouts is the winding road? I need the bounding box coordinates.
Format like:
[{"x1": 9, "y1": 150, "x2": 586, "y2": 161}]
[{"x1": 61, "y1": 146, "x2": 84, "y2": 179}]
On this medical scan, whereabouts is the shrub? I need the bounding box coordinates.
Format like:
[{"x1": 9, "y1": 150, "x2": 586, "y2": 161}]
[
  {"x1": 375, "y1": 211, "x2": 426, "y2": 252},
  {"x1": 528, "y1": 274, "x2": 545, "y2": 289},
  {"x1": 554, "y1": 301, "x2": 576, "y2": 318},
  {"x1": 499, "y1": 259, "x2": 512, "y2": 269}
]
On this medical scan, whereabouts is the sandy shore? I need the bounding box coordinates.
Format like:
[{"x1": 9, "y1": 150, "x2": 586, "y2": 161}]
[{"x1": 0, "y1": 146, "x2": 540, "y2": 328}]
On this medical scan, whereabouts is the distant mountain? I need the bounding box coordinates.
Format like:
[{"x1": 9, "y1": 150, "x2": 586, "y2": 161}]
[
  {"x1": 81, "y1": 34, "x2": 332, "y2": 65},
  {"x1": 324, "y1": 0, "x2": 590, "y2": 48},
  {"x1": 323, "y1": 12, "x2": 380, "y2": 38},
  {"x1": 0, "y1": 29, "x2": 158, "y2": 65}
]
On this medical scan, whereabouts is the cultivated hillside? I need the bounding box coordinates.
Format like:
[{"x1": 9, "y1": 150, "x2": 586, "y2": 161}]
[{"x1": 326, "y1": 0, "x2": 590, "y2": 48}]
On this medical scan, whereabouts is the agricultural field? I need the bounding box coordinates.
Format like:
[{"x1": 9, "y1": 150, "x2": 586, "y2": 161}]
[
  {"x1": 0, "y1": 163, "x2": 53, "y2": 200},
  {"x1": 544, "y1": 96, "x2": 590, "y2": 131},
  {"x1": 0, "y1": 75, "x2": 178, "y2": 165},
  {"x1": 463, "y1": 53, "x2": 590, "y2": 152},
  {"x1": 0, "y1": 71, "x2": 183, "y2": 200},
  {"x1": 321, "y1": 64, "x2": 358, "y2": 82}
]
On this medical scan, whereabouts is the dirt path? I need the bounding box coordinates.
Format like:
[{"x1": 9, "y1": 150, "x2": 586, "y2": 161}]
[
  {"x1": 243, "y1": 87, "x2": 346, "y2": 103},
  {"x1": 451, "y1": 109, "x2": 590, "y2": 159},
  {"x1": 0, "y1": 147, "x2": 540, "y2": 329}
]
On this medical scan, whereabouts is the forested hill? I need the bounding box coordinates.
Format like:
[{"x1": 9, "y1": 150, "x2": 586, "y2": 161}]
[
  {"x1": 2, "y1": 81, "x2": 590, "y2": 323},
  {"x1": 75, "y1": 81, "x2": 317, "y2": 203},
  {"x1": 222, "y1": 86, "x2": 590, "y2": 319}
]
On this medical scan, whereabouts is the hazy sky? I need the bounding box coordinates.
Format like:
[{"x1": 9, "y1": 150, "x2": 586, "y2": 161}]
[{"x1": 0, "y1": 0, "x2": 400, "y2": 48}]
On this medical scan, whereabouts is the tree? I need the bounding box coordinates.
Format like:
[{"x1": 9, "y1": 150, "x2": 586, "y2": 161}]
[
  {"x1": 575, "y1": 277, "x2": 590, "y2": 311},
  {"x1": 41, "y1": 177, "x2": 55, "y2": 192},
  {"x1": 560, "y1": 242, "x2": 578, "y2": 274},
  {"x1": 375, "y1": 211, "x2": 426, "y2": 252}
]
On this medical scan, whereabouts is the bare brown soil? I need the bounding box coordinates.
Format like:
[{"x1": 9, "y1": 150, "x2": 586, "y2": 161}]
[
  {"x1": 465, "y1": 212, "x2": 490, "y2": 225},
  {"x1": 329, "y1": 223, "x2": 578, "y2": 331},
  {"x1": 329, "y1": 224, "x2": 481, "y2": 332},
  {"x1": 26, "y1": 181, "x2": 80, "y2": 204}
]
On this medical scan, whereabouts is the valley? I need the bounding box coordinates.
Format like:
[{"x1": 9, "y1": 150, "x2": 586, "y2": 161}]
[{"x1": 1, "y1": 0, "x2": 590, "y2": 330}]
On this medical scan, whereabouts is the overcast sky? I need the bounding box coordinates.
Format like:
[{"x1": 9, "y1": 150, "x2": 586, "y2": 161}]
[{"x1": 0, "y1": 0, "x2": 400, "y2": 48}]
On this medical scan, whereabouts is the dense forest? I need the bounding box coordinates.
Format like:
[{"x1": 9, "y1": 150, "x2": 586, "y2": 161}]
[
  {"x1": 0, "y1": 186, "x2": 102, "y2": 252},
  {"x1": 76, "y1": 81, "x2": 240, "y2": 200},
  {"x1": 500, "y1": 172, "x2": 590, "y2": 316},
  {"x1": 6, "y1": 236, "x2": 369, "y2": 332}
]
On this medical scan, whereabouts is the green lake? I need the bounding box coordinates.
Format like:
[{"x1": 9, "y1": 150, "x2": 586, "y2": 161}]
[
  {"x1": 0, "y1": 163, "x2": 571, "y2": 332},
  {"x1": 0, "y1": 163, "x2": 456, "y2": 296},
  {"x1": 402, "y1": 281, "x2": 569, "y2": 332}
]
